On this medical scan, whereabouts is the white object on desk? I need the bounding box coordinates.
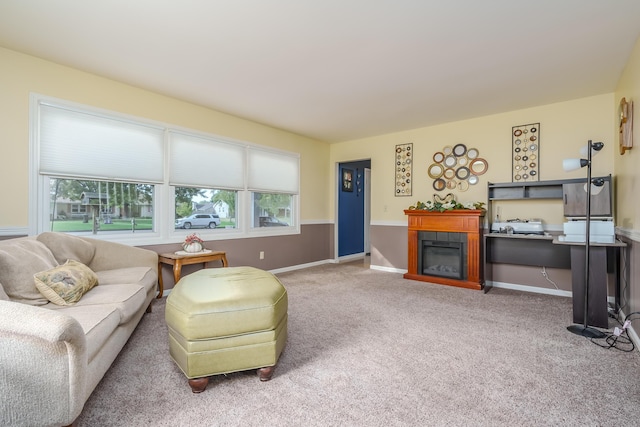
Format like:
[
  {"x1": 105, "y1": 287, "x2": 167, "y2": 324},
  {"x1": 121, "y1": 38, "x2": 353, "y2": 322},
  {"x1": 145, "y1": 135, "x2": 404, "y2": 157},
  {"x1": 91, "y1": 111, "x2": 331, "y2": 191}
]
[{"x1": 562, "y1": 220, "x2": 614, "y2": 244}]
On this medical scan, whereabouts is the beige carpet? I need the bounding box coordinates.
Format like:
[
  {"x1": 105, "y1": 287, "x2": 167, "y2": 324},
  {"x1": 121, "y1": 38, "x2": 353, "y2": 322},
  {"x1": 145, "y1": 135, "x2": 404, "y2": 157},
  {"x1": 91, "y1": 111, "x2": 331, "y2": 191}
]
[{"x1": 77, "y1": 262, "x2": 640, "y2": 426}]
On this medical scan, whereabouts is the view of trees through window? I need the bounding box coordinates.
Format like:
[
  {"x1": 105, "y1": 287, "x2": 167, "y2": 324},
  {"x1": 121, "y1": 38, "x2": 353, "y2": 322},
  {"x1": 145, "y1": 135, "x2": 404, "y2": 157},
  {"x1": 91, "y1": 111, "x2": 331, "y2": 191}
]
[
  {"x1": 253, "y1": 192, "x2": 293, "y2": 227},
  {"x1": 48, "y1": 179, "x2": 293, "y2": 234},
  {"x1": 174, "y1": 187, "x2": 237, "y2": 229},
  {"x1": 49, "y1": 178, "x2": 154, "y2": 233}
]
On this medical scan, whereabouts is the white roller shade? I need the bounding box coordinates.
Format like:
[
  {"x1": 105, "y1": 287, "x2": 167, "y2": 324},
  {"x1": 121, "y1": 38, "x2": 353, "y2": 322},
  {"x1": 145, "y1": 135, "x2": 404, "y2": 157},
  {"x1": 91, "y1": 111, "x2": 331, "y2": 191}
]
[
  {"x1": 169, "y1": 131, "x2": 245, "y2": 189},
  {"x1": 247, "y1": 147, "x2": 299, "y2": 194},
  {"x1": 39, "y1": 103, "x2": 165, "y2": 183}
]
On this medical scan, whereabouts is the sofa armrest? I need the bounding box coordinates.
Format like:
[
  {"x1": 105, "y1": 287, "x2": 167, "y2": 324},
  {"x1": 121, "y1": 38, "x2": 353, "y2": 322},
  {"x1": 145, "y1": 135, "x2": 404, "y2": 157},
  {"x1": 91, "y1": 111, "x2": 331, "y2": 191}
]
[
  {"x1": 82, "y1": 237, "x2": 158, "y2": 275},
  {"x1": 0, "y1": 300, "x2": 88, "y2": 427}
]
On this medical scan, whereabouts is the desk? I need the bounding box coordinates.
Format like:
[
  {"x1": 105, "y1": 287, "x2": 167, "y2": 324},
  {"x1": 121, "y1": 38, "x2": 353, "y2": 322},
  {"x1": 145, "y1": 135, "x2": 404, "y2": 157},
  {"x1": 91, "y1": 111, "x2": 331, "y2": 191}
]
[
  {"x1": 552, "y1": 238, "x2": 626, "y2": 328},
  {"x1": 157, "y1": 251, "x2": 228, "y2": 298}
]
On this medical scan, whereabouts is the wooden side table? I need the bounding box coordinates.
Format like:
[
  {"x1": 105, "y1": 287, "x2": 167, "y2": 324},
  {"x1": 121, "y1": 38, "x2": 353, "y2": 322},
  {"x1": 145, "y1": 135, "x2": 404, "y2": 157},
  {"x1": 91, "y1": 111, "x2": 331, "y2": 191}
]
[{"x1": 157, "y1": 250, "x2": 228, "y2": 298}]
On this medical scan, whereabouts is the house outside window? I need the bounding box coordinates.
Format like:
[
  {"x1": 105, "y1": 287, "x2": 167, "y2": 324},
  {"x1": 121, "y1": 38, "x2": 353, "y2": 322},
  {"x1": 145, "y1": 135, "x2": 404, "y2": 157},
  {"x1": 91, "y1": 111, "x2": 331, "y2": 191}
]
[
  {"x1": 174, "y1": 187, "x2": 238, "y2": 229},
  {"x1": 50, "y1": 178, "x2": 154, "y2": 233},
  {"x1": 252, "y1": 192, "x2": 293, "y2": 228}
]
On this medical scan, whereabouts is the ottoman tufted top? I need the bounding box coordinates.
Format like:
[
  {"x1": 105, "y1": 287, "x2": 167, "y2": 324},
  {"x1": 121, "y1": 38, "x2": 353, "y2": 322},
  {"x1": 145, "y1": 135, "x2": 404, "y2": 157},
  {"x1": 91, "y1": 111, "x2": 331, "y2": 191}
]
[{"x1": 165, "y1": 266, "x2": 288, "y2": 340}]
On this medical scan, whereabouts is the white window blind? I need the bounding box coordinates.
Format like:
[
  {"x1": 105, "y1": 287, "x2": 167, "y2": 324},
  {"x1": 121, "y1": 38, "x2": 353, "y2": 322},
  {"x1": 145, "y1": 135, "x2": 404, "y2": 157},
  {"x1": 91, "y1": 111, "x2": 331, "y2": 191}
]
[
  {"x1": 247, "y1": 147, "x2": 299, "y2": 194},
  {"x1": 38, "y1": 103, "x2": 165, "y2": 183},
  {"x1": 169, "y1": 131, "x2": 245, "y2": 189}
]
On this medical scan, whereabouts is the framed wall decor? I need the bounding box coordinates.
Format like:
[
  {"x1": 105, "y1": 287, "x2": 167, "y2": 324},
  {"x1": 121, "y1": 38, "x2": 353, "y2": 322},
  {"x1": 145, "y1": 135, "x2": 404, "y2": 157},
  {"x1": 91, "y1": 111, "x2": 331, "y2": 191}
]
[
  {"x1": 428, "y1": 144, "x2": 487, "y2": 192},
  {"x1": 619, "y1": 97, "x2": 633, "y2": 155},
  {"x1": 342, "y1": 168, "x2": 353, "y2": 192},
  {"x1": 512, "y1": 123, "x2": 540, "y2": 182},
  {"x1": 395, "y1": 143, "x2": 413, "y2": 196}
]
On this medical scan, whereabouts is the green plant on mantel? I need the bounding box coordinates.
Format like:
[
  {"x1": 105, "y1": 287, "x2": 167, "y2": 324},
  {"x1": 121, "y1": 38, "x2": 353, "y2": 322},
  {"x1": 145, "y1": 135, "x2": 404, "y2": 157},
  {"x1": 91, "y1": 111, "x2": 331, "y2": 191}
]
[{"x1": 408, "y1": 199, "x2": 485, "y2": 212}]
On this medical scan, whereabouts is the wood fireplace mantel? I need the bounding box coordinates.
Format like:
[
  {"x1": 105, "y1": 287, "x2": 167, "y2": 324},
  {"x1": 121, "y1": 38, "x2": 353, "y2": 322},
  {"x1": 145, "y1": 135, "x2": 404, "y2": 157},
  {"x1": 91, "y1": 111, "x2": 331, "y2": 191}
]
[{"x1": 404, "y1": 209, "x2": 485, "y2": 290}]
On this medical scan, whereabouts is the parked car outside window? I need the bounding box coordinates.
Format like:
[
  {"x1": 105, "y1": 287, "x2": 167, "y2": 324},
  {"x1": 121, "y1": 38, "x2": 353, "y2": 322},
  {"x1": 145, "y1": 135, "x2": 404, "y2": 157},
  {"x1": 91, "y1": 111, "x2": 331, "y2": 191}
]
[
  {"x1": 175, "y1": 213, "x2": 220, "y2": 229},
  {"x1": 259, "y1": 216, "x2": 289, "y2": 227}
]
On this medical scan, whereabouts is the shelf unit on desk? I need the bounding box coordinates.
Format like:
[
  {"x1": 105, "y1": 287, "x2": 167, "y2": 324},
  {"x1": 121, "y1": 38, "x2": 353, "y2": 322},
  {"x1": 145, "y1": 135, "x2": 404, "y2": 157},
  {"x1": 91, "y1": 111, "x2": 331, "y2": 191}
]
[
  {"x1": 484, "y1": 177, "x2": 613, "y2": 292},
  {"x1": 487, "y1": 176, "x2": 612, "y2": 225},
  {"x1": 486, "y1": 179, "x2": 574, "y2": 273}
]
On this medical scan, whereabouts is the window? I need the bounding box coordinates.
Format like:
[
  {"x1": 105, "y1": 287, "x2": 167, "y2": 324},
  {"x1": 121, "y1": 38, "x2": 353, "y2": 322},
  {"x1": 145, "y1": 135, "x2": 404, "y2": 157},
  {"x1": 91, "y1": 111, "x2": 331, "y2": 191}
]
[
  {"x1": 175, "y1": 187, "x2": 237, "y2": 230},
  {"x1": 252, "y1": 193, "x2": 293, "y2": 228},
  {"x1": 70, "y1": 205, "x2": 87, "y2": 214},
  {"x1": 30, "y1": 94, "x2": 300, "y2": 244},
  {"x1": 247, "y1": 147, "x2": 299, "y2": 230},
  {"x1": 49, "y1": 178, "x2": 154, "y2": 233}
]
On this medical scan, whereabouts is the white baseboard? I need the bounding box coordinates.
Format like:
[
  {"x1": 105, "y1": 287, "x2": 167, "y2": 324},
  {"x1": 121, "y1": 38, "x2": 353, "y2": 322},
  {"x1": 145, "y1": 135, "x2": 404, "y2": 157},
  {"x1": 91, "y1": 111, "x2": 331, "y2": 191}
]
[
  {"x1": 486, "y1": 280, "x2": 573, "y2": 298},
  {"x1": 270, "y1": 259, "x2": 334, "y2": 274},
  {"x1": 370, "y1": 264, "x2": 407, "y2": 274},
  {"x1": 336, "y1": 252, "x2": 366, "y2": 263},
  {"x1": 618, "y1": 309, "x2": 640, "y2": 353},
  {"x1": 627, "y1": 325, "x2": 640, "y2": 353}
]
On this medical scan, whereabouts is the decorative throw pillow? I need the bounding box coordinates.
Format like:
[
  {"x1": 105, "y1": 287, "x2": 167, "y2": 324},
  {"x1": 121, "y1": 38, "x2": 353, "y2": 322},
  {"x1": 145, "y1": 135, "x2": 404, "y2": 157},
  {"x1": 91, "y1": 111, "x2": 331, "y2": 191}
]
[
  {"x1": 0, "y1": 238, "x2": 58, "y2": 305},
  {"x1": 34, "y1": 259, "x2": 99, "y2": 306}
]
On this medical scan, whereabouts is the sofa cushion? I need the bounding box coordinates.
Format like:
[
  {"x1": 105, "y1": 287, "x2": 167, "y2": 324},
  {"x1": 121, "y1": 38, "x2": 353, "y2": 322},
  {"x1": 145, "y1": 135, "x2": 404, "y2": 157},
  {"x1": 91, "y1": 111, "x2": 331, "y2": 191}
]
[
  {"x1": 34, "y1": 259, "x2": 99, "y2": 306},
  {"x1": 48, "y1": 284, "x2": 147, "y2": 325},
  {"x1": 0, "y1": 239, "x2": 57, "y2": 305},
  {"x1": 37, "y1": 232, "x2": 96, "y2": 266},
  {"x1": 0, "y1": 283, "x2": 8, "y2": 301},
  {"x1": 97, "y1": 266, "x2": 157, "y2": 294}
]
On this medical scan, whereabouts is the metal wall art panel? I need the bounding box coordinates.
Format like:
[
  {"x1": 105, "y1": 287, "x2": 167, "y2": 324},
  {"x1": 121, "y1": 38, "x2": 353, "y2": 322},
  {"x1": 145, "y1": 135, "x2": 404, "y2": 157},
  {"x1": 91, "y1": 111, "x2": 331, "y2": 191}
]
[
  {"x1": 395, "y1": 143, "x2": 413, "y2": 196},
  {"x1": 512, "y1": 123, "x2": 540, "y2": 182}
]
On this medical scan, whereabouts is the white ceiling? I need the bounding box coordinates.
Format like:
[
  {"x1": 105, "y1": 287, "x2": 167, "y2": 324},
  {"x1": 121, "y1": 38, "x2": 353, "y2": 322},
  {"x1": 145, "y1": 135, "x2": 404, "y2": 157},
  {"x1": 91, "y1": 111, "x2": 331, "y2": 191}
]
[{"x1": 1, "y1": 1, "x2": 640, "y2": 142}]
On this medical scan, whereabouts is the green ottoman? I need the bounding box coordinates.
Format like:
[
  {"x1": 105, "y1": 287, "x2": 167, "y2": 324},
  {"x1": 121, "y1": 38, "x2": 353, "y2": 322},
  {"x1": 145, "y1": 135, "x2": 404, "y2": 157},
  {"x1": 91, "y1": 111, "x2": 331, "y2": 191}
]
[{"x1": 165, "y1": 266, "x2": 288, "y2": 393}]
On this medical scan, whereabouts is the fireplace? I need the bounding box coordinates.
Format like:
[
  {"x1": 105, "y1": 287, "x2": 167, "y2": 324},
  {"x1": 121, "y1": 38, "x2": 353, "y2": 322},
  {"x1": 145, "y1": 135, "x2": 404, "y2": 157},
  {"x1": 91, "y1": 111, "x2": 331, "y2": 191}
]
[
  {"x1": 404, "y1": 209, "x2": 484, "y2": 290},
  {"x1": 418, "y1": 231, "x2": 467, "y2": 280}
]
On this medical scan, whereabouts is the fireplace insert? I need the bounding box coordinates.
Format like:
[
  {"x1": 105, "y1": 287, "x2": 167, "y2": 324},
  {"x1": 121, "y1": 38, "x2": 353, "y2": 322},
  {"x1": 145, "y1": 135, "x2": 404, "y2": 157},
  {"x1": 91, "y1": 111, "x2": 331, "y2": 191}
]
[{"x1": 417, "y1": 231, "x2": 467, "y2": 281}]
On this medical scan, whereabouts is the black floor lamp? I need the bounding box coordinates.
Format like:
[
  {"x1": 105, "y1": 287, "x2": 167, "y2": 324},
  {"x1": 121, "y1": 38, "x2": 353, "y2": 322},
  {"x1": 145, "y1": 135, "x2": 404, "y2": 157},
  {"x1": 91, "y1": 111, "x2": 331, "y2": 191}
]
[{"x1": 562, "y1": 140, "x2": 606, "y2": 339}]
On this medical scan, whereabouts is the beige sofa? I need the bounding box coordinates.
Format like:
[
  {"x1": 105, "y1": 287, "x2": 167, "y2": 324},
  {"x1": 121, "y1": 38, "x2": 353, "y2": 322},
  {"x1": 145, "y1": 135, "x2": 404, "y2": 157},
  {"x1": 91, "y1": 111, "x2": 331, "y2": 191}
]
[{"x1": 0, "y1": 232, "x2": 158, "y2": 427}]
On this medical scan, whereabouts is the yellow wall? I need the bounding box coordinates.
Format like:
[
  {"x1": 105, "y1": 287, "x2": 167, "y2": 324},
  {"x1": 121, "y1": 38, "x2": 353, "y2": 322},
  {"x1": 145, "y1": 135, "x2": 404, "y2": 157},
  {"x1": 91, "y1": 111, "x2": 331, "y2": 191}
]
[
  {"x1": 330, "y1": 94, "x2": 617, "y2": 228},
  {"x1": 0, "y1": 47, "x2": 331, "y2": 227},
  {"x1": 1, "y1": 44, "x2": 633, "y2": 232},
  {"x1": 614, "y1": 35, "x2": 640, "y2": 230}
]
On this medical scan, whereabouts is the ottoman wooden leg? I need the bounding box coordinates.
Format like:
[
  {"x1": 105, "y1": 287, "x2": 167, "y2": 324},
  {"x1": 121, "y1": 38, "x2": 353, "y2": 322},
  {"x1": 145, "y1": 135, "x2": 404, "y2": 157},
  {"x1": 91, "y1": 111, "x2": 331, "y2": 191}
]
[
  {"x1": 188, "y1": 377, "x2": 209, "y2": 393},
  {"x1": 257, "y1": 365, "x2": 275, "y2": 382}
]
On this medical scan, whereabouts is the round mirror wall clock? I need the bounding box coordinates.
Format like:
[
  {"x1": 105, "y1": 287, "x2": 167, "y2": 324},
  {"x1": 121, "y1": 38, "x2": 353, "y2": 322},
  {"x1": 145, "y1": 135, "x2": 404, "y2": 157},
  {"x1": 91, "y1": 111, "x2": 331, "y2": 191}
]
[
  {"x1": 453, "y1": 143, "x2": 467, "y2": 157},
  {"x1": 428, "y1": 163, "x2": 444, "y2": 179},
  {"x1": 443, "y1": 168, "x2": 456, "y2": 179},
  {"x1": 444, "y1": 155, "x2": 457, "y2": 168},
  {"x1": 429, "y1": 145, "x2": 488, "y2": 191},
  {"x1": 469, "y1": 158, "x2": 488, "y2": 175},
  {"x1": 433, "y1": 178, "x2": 446, "y2": 191},
  {"x1": 455, "y1": 167, "x2": 470, "y2": 180}
]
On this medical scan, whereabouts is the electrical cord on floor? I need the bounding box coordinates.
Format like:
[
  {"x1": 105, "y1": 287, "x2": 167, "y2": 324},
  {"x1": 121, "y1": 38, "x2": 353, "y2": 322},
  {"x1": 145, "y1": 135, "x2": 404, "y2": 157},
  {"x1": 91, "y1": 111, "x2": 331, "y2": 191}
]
[
  {"x1": 590, "y1": 311, "x2": 640, "y2": 352},
  {"x1": 540, "y1": 266, "x2": 559, "y2": 289}
]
